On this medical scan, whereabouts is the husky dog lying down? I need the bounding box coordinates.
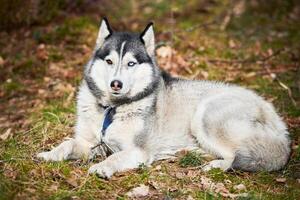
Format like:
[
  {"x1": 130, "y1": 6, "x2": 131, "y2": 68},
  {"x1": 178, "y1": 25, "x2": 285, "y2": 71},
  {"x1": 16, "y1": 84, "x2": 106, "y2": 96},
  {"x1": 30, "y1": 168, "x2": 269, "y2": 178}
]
[{"x1": 37, "y1": 18, "x2": 291, "y2": 178}]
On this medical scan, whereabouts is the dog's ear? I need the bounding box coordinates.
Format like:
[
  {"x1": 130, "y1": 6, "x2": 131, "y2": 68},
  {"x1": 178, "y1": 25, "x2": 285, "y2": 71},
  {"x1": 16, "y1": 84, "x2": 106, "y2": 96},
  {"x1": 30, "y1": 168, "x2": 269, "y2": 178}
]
[
  {"x1": 140, "y1": 22, "x2": 155, "y2": 57},
  {"x1": 95, "y1": 17, "x2": 113, "y2": 49}
]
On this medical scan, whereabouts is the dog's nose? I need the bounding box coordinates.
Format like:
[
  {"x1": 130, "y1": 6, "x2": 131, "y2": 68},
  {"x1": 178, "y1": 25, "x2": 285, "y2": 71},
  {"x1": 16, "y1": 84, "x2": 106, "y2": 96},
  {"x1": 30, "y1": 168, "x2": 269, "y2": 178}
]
[{"x1": 110, "y1": 80, "x2": 123, "y2": 91}]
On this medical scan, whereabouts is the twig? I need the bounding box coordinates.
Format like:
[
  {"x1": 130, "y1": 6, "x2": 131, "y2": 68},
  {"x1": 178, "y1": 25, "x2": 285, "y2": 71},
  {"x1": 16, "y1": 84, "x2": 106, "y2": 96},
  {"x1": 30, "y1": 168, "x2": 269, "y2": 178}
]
[
  {"x1": 264, "y1": 66, "x2": 297, "y2": 107},
  {"x1": 296, "y1": 63, "x2": 300, "y2": 94}
]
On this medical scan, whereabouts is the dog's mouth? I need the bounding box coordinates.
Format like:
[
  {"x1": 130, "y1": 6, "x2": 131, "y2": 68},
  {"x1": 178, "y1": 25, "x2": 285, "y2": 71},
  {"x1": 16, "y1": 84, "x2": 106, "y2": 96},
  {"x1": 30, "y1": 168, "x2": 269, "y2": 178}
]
[
  {"x1": 110, "y1": 89, "x2": 130, "y2": 98},
  {"x1": 111, "y1": 92, "x2": 122, "y2": 96}
]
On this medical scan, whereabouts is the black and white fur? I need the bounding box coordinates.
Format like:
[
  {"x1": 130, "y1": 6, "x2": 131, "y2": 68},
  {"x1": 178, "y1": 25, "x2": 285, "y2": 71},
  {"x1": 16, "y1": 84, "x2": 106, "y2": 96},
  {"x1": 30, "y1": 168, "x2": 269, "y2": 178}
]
[{"x1": 37, "y1": 18, "x2": 291, "y2": 178}]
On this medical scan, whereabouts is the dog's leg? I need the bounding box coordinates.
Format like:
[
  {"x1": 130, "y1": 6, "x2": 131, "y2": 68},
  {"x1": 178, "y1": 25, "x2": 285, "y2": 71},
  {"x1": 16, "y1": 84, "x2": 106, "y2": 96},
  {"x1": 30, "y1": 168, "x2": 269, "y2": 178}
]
[
  {"x1": 191, "y1": 100, "x2": 237, "y2": 171},
  {"x1": 37, "y1": 136, "x2": 93, "y2": 161},
  {"x1": 37, "y1": 113, "x2": 97, "y2": 161},
  {"x1": 88, "y1": 148, "x2": 148, "y2": 178}
]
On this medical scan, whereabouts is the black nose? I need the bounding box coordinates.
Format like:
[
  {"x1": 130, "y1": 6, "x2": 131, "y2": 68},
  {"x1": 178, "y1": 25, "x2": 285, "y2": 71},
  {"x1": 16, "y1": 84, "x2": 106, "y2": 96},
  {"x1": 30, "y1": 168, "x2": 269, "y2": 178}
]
[{"x1": 110, "y1": 80, "x2": 123, "y2": 91}]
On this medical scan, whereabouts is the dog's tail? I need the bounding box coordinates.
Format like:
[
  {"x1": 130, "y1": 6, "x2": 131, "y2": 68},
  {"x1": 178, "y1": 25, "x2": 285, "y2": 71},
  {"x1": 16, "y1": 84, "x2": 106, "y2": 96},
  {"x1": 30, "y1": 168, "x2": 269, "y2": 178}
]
[
  {"x1": 231, "y1": 100, "x2": 291, "y2": 172},
  {"x1": 231, "y1": 132, "x2": 290, "y2": 171}
]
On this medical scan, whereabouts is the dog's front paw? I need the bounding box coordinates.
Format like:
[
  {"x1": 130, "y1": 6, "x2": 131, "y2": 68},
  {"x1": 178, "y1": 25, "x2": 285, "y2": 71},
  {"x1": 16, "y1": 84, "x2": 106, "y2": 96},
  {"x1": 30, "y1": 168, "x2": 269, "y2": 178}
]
[
  {"x1": 88, "y1": 162, "x2": 114, "y2": 179},
  {"x1": 37, "y1": 150, "x2": 65, "y2": 161}
]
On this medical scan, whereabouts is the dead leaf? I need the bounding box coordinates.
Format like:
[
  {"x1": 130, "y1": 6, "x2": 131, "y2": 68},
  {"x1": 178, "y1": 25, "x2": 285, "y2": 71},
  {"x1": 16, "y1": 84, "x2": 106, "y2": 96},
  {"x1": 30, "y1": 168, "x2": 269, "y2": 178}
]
[
  {"x1": 66, "y1": 176, "x2": 78, "y2": 187},
  {"x1": 214, "y1": 182, "x2": 229, "y2": 194},
  {"x1": 48, "y1": 183, "x2": 59, "y2": 192},
  {"x1": 148, "y1": 180, "x2": 160, "y2": 190},
  {"x1": 154, "y1": 165, "x2": 161, "y2": 171},
  {"x1": 156, "y1": 46, "x2": 191, "y2": 75},
  {"x1": 0, "y1": 128, "x2": 12, "y2": 141},
  {"x1": 229, "y1": 39, "x2": 236, "y2": 48},
  {"x1": 201, "y1": 71, "x2": 209, "y2": 79},
  {"x1": 36, "y1": 44, "x2": 49, "y2": 60},
  {"x1": 156, "y1": 46, "x2": 172, "y2": 58},
  {"x1": 233, "y1": 183, "x2": 246, "y2": 191},
  {"x1": 3, "y1": 164, "x2": 18, "y2": 180},
  {"x1": 233, "y1": 0, "x2": 245, "y2": 16},
  {"x1": 186, "y1": 170, "x2": 199, "y2": 178},
  {"x1": 0, "y1": 56, "x2": 4, "y2": 66},
  {"x1": 126, "y1": 184, "x2": 149, "y2": 198},
  {"x1": 244, "y1": 72, "x2": 256, "y2": 78},
  {"x1": 199, "y1": 176, "x2": 248, "y2": 199},
  {"x1": 276, "y1": 177, "x2": 287, "y2": 183},
  {"x1": 175, "y1": 172, "x2": 185, "y2": 179},
  {"x1": 187, "y1": 195, "x2": 195, "y2": 200},
  {"x1": 53, "y1": 82, "x2": 75, "y2": 94}
]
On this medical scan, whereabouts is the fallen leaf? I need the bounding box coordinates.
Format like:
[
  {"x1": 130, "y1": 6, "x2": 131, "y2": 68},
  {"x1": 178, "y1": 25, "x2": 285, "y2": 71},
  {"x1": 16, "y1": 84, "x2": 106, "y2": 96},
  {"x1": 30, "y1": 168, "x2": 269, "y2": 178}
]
[
  {"x1": 154, "y1": 165, "x2": 161, "y2": 171},
  {"x1": 0, "y1": 56, "x2": 4, "y2": 66},
  {"x1": 66, "y1": 176, "x2": 78, "y2": 187},
  {"x1": 36, "y1": 44, "x2": 49, "y2": 60},
  {"x1": 0, "y1": 128, "x2": 12, "y2": 141},
  {"x1": 244, "y1": 72, "x2": 256, "y2": 78},
  {"x1": 175, "y1": 172, "x2": 185, "y2": 179},
  {"x1": 156, "y1": 46, "x2": 172, "y2": 58},
  {"x1": 224, "y1": 179, "x2": 232, "y2": 185},
  {"x1": 199, "y1": 176, "x2": 248, "y2": 199},
  {"x1": 3, "y1": 164, "x2": 18, "y2": 180},
  {"x1": 187, "y1": 195, "x2": 195, "y2": 200},
  {"x1": 201, "y1": 71, "x2": 209, "y2": 79},
  {"x1": 233, "y1": 183, "x2": 246, "y2": 191},
  {"x1": 126, "y1": 184, "x2": 149, "y2": 198},
  {"x1": 156, "y1": 46, "x2": 191, "y2": 75},
  {"x1": 233, "y1": 0, "x2": 245, "y2": 16},
  {"x1": 186, "y1": 170, "x2": 199, "y2": 178},
  {"x1": 148, "y1": 180, "x2": 160, "y2": 190},
  {"x1": 228, "y1": 39, "x2": 236, "y2": 48},
  {"x1": 48, "y1": 183, "x2": 59, "y2": 192},
  {"x1": 276, "y1": 177, "x2": 287, "y2": 183}
]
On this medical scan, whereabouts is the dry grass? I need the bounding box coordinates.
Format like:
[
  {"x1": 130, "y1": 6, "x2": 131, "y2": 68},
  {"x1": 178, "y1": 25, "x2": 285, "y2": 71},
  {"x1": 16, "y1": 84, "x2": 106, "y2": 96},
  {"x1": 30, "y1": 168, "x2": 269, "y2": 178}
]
[{"x1": 0, "y1": 0, "x2": 299, "y2": 199}]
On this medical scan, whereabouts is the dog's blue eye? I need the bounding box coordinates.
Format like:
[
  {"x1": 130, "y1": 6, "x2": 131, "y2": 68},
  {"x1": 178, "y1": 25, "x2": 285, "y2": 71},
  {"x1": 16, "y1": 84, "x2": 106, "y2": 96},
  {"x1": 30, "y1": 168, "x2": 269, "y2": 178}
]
[{"x1": 128, "y1": 61, "x2": 136, "y2": 67}]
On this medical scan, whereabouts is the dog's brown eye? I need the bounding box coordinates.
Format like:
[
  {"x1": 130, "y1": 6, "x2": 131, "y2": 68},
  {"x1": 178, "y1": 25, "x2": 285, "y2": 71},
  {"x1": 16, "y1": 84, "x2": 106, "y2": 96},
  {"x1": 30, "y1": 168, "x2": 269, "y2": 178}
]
[{"x1": 106, "y1": 59, "x2": 113, "y2": 65}]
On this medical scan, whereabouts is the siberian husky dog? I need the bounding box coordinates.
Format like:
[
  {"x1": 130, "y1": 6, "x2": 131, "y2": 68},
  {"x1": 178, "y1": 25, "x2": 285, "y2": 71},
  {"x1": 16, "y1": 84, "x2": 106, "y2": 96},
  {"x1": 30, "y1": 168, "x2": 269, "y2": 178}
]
[{"x1": 37, "y1": 18, "x2": 291, "y2": 178}]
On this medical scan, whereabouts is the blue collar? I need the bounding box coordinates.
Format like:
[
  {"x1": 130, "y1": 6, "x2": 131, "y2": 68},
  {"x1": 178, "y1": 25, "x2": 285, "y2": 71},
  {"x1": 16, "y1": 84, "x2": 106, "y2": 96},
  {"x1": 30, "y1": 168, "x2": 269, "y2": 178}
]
[{"x1": 101, "y1": 107, "x2": 116, "y2": 136}]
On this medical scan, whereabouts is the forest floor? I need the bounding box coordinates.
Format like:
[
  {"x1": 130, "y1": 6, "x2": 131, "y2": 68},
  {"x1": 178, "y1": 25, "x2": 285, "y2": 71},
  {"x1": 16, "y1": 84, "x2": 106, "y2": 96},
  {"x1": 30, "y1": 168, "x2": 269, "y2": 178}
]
[{"x1": 0, "y1": 0, "x2": 299, "y2": 199}]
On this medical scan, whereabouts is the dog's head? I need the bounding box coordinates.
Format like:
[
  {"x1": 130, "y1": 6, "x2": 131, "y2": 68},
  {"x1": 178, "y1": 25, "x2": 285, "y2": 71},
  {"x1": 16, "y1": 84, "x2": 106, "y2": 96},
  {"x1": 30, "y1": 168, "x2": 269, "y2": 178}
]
[{"x1": 85, "y1": 18, "x2": 160, "y2": 106}]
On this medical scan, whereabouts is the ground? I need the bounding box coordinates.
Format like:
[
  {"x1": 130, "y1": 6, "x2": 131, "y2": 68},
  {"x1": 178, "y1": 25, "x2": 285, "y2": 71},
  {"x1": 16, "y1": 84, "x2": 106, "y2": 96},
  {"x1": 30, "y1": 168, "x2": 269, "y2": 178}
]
[{"x1": 0, "y1": 0, "x2": 300, "y2": 199}]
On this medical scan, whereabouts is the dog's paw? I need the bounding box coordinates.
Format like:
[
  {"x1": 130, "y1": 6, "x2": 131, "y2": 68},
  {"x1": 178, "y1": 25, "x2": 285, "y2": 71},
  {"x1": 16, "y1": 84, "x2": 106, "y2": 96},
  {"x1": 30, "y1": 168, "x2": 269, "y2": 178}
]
[
  {"x1": 88, "y1": 162, "x2": 114, "y2": 179},
  {"x1": 202, "y1": 160, "x2": 231, "y2": 172},
  {"x1": 37, "y1": 151, "x2": 65, "y2": 161}
]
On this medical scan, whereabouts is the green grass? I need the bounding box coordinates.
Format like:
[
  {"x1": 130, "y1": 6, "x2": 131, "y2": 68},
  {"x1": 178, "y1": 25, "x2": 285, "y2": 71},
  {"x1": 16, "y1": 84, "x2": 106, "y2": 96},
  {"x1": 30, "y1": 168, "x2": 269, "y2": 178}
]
[
  {"x1": 0, "y1": 0, "x2": 299, "y2": 199},
  {"x1": 179, "y1": 151, "x2": 203, "y2": 167}
]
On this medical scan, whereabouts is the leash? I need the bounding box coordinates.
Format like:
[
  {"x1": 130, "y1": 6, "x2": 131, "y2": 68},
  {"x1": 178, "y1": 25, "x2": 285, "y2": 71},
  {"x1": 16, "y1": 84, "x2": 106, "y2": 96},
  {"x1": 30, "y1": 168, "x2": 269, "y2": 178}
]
[
  {"x1": 101, "y1": 106, "x2": 116, "y2": 136},
  {"x1": 89, "y1": 105, "x2": 116, "y2": 160}
]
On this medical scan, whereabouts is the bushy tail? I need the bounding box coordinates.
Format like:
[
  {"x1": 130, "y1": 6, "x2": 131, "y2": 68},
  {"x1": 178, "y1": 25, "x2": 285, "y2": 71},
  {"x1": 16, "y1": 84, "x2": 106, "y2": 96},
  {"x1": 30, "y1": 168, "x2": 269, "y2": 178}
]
[{"x1": 232, "y1": 134, "x2": 291, "y2": 172}]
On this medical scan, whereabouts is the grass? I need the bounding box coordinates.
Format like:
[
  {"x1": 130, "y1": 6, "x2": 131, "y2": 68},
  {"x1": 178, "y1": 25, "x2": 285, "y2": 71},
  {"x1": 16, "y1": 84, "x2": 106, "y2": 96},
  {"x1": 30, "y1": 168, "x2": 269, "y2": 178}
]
[
  {"x1": 179, "y1": 151, "x2": 203, "y2": 167},
  {"x1": 0, "y1": 0, "x2": 299, "y2": 199}
]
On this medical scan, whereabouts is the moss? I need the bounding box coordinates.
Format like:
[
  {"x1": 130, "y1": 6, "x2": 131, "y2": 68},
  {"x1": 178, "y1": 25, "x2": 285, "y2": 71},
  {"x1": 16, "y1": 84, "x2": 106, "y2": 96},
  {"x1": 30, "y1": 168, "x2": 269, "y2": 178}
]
[
  {"x1": 195, "y1": 191, "x2": 220, "y2": 200},
  {"x1": 179, "y1": 151, "x2": 203, "y2": 167},
  {"x1": 2, "y1": 80, "x2": 23, "y2": 96},
  {"x1": 36, "y1": 16, "x2": 94, "y2": 44},
  {"x1": 207, "y1": 168, "x2": 226, "y2": 182}
]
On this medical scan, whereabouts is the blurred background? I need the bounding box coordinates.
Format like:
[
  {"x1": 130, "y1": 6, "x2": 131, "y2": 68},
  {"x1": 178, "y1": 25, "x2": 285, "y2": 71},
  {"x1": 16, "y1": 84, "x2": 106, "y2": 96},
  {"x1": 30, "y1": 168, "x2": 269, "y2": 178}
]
[{"x1": 0, "y1": 0, "x2": 299, "y2": 199}]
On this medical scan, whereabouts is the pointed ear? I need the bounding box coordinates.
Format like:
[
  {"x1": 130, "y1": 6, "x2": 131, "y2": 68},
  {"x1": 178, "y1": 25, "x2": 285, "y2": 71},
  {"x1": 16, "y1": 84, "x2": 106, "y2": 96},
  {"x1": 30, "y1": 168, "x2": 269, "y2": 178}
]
[
  {"x1": 95, "y1": 17, "x2": 113, "y2": 49},
  {"x1": 140, "y1": 22, "x2": 155, "y2": 56}
]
